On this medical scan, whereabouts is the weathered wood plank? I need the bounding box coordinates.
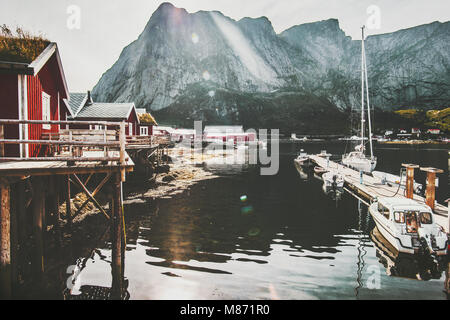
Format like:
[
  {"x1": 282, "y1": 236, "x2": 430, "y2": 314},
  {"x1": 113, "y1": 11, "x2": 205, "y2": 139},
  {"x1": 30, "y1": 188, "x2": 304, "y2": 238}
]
[{"x1": 0, "y1": 181, "x2": 11, "y2": 298}]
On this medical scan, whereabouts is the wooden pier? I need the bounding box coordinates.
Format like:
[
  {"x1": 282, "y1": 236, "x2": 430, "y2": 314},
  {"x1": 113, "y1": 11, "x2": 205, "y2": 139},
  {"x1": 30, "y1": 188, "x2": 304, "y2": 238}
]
[
  {"x1": 0, "y1": 119, "x2": 136, "y2": 299},
  {"x1": 309, "y1": 154, "x2": 449, "y2": 234}
]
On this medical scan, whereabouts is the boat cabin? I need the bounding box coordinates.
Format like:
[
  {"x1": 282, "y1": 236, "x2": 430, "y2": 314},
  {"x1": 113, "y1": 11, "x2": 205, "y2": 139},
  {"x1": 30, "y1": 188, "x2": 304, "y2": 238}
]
[{"x1": 376, "y1": 198, "x2": 433, "y2": 234}]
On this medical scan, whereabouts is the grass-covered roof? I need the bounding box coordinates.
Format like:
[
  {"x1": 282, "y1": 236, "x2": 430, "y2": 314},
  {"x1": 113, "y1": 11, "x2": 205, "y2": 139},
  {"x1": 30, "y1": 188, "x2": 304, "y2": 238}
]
[{"x1": 0, "y1": 25, "x2": 50, "y2": 63}]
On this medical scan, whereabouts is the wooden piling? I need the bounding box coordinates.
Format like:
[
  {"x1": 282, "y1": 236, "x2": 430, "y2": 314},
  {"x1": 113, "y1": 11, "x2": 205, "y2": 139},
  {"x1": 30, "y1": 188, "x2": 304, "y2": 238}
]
[
  {"x1": 402, "y1": 164, "x2": 418, "y2": 199},
  {"x1": 66, "y1": 174, "x2": 72, "y2": 232},
  {"x1": 111, "y1": 173, "x2": 123, "y2": 299},
  {"x1": 32, "y1": 177, "x2": 45, "y2": 280},
  {"x1": 420, "y1": 167, "x2": 443, "y2": 211},
  {"x1": 0, "y1": 180, "x2": 11, "y2": 299}
]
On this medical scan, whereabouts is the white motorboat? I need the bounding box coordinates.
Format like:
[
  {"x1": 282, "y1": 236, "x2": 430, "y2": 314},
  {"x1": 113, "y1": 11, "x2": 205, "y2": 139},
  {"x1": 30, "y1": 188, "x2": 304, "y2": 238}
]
[
  {"x1": 322, "y1": 171, "x2": 344, "y2": 189},
  {"x1": 368, "y1": 197, "x2": 447, "y2": 256},
  {"x1": 342, "y1": 26, "x2": 377, "y2": 173}
]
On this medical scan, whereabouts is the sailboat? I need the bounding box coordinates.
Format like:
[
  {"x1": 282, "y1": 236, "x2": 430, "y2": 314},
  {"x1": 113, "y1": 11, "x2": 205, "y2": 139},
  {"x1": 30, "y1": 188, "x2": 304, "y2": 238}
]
[{"x1": 342, "y1": 26, "x2": 377, "y2": 173}]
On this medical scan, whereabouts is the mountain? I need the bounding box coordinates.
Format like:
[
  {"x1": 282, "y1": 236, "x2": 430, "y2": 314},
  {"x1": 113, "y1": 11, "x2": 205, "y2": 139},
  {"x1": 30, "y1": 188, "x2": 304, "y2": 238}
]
[{"x1": 92, "y1": 2, "x2": 450, "y2": 132}]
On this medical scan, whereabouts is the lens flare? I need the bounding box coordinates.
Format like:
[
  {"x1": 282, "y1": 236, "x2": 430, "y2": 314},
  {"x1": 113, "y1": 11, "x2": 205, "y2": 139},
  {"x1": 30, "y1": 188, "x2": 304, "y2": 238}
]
[
  {"x1": 202, "y1": 70, "x2": 210, "y2": 81},
  {"x1": 191, "y1": 32, "x2": 199, "y2": 44},
  {"x1": 241, "y1": 205, "x2": 253, "y2": 215}
]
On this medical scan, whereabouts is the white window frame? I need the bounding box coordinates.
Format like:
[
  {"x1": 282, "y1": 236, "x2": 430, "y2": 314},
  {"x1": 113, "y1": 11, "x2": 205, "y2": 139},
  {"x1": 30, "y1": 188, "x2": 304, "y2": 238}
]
[
  {"x1": 42, "y1": 92, "x2": 51, "y2": 129},
  {"x1": 129, "y1": 123, "x2": 133, "y2": 136},
  {"x1": 140, "y1": 126, "x2": 148, "y2": 136}
]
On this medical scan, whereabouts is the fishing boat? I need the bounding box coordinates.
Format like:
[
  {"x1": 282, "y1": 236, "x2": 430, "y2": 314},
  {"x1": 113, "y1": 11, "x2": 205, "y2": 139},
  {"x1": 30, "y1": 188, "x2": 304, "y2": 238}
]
[
  {"x1": 368, "y1": 197, "x2": 447, "y2": 256},
  {"x1": 342, "y1": 26, "x2": 377, "y2": 173},
  {"x1": 322, "y1": 170, "x2": 344, "y2": 189}
]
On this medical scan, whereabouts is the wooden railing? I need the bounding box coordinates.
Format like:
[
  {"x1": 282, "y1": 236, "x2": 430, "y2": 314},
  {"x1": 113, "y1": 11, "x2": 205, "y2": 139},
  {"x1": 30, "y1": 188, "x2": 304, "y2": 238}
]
[{"x1": 0, "y1": 119, "x2": 127, "y2": 170}]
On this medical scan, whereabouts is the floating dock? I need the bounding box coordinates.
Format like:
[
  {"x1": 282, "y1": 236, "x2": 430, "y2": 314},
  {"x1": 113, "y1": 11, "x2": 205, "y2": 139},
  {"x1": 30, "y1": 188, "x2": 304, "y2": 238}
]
[{"x1": 309, "y1": 154, "x2": 449, "y2": 234}]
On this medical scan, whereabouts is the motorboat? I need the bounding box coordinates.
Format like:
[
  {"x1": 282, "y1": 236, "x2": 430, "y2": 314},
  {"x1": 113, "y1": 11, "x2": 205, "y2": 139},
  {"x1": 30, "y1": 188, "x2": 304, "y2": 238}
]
[
  {"x1": 368, "y1": 197, "x2": 447, "y2": 256},
  {"x1": 322, "y1": 170, "x2": 344, "y2": 189}
]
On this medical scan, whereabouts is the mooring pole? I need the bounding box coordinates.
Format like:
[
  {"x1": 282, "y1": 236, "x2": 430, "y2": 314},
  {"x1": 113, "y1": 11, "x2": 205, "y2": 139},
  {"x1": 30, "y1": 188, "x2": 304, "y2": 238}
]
[
  {"x1": 402, "y1": 164, "x2": 419, "y2": 199},
  {"x1": 0, "y1": 180, "x2": 11, "y2": 299},
  {"x1": 32, "y1": 177, "x2": 45, "y2": 282},
  {"x1": 111, "y1": 173, "x2": 123, "y2": 299},
  {"x1": 420, "y1": 167, "x2": 443, "y2": 211},
  {"x1": 66, "y1": 174, "x2": 72, "y2": 232}
]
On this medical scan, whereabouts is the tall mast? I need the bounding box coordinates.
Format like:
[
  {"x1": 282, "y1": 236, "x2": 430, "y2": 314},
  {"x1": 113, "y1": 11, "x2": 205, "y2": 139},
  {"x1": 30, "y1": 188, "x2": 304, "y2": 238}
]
[
  {"x1": 363, "y1": 38, "x2": 374, "y2": 158},
  {"x1": 360, "y1": 26, "x2": 365, "y2": 150}
]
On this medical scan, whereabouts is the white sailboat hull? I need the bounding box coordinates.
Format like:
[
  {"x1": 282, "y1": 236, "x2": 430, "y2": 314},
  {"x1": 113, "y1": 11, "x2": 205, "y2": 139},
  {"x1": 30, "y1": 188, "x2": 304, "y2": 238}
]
[{"x1": 342, "y1": 153, "x2": 377, "y2": 173}]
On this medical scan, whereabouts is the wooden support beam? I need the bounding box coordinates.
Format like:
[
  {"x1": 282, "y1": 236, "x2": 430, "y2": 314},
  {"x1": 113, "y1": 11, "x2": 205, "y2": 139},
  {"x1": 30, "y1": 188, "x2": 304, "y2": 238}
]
[
  {"x1": 0, "y1": 180, "x2": 11, "y2": 299},
  {"x1": 73, "y1": 173, "x2": 111, "y2": 219},
  {"x1": 0, "y1": 125, "x2": 4, "y2": 157},
  {"x1": 84, "y1": 173, "x2": 94, "y2": 186},
  {"x1": 32, "y1": 177, "x2": 45, "y2": 281},
  {"x1": 66, "y1": 174, "x2": 72, "y2": 232},
  {"x1": 71, "y1": 174, "x2": 110, "y2": 220},
  {"x1": 119, "y1": 122, "x2": 126, "y2": 182},
  {"x1": 111, "y1": 174, "x2": 123, "y2": 299}
]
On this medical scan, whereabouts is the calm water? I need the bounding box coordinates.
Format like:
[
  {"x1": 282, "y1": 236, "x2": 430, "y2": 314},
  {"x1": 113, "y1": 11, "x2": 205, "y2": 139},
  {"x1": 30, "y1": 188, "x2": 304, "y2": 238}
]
[{"x1": 67, "y1": 142, "x2": 449, "y2": 300}]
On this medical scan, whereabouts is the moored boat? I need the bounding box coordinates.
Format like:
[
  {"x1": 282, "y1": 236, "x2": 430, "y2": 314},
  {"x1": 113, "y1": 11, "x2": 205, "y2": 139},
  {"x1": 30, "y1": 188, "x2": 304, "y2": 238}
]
[
  {"x1": 322, "y1": 171, "x2": 344, "y2": 189},
  {"x1": 368, "y1": 197, "x2": 447, "y2": 256},
  {"x1": 342, "y1": 26, "x2": 377, "y2": 173}
]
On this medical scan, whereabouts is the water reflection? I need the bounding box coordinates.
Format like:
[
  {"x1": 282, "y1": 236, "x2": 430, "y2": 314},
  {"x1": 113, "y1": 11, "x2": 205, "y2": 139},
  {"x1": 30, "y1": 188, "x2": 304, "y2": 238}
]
[{"x1": 61, "y1": 142, "x2": 447, "y2": 300}]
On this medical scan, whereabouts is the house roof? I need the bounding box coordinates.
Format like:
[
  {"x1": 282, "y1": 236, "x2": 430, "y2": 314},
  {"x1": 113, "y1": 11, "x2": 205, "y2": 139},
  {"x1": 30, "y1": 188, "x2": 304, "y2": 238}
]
[
  {"x1": 0, "y1": 36, "x2": 50, "y2": 64},
  {"x1": 75, "y1": 102, "x2": 138, "y2": 121},
  {"x1": 0, "y1": 42, "x2": 69, "y2": 99},
  {"x1": 136, "y1": 108, "x2": 146, "y2": 114},
  {"x1": 67, "y1": 92, "x2": 88, "y2": 116}
]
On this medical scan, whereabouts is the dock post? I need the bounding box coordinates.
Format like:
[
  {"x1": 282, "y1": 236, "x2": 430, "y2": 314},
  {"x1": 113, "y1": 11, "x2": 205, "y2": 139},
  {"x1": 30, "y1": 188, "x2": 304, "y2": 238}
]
[
  {"x1": 402, "y1": 164, "x2": 419, "y2": 199},
  {"x1": 31, "y1": 177, "x2": 45, "y2": 282},
  {"x1": 66, "y1": 174, "x2": 72, "y2": 233},
  {"x1": 111, "y1": 173, "x2": 123, "y2": 299},
  {"x1": 0, "y1": 180, "x2": 11, "y2": 299},
  {"x1": 359, "y1": 171, "x2": 363, "y2": 185},
  {"x1": 420, "y1": 167, "x2": 443, "y2": 211}
]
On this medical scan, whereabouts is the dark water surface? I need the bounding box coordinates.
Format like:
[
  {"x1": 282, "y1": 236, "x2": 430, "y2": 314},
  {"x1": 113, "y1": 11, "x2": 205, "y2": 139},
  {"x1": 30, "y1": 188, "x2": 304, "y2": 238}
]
[{"x1": 68, "y1": 142, "x2": 449, "y2": 300}]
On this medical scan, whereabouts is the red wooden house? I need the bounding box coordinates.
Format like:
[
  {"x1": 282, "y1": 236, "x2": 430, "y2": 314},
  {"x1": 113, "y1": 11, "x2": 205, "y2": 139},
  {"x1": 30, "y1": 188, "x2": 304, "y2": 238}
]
[{"x1": 0, "y1": 42, "x2": 72, "y2": 157}]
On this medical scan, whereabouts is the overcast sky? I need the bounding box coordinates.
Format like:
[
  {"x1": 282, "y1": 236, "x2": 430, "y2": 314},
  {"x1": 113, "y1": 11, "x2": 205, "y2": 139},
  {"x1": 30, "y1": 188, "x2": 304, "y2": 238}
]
[{"x1": 1, "y1": 0, "x2": 449, "y2": 92}]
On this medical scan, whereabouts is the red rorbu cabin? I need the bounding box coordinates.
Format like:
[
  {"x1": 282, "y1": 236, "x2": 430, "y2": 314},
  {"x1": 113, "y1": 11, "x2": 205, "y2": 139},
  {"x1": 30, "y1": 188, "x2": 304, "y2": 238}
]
[{"x1": 0, "y1": 41, "x2": 72, "y2": 157}]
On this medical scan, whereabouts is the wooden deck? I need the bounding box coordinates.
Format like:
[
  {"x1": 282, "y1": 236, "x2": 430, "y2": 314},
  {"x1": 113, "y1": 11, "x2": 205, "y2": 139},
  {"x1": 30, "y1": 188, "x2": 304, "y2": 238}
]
[
  {"x1": 309, "y1": 154, "x2": 449, "y2": 233},
  {"x1": 0, "y1": 150, "x2": 134, "y2": 176}
]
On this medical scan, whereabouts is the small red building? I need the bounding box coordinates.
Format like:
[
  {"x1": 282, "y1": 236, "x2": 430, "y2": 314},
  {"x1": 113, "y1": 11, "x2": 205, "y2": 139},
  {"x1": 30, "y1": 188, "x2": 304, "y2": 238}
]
[
  {"x1": 0, "y1": 42, "x2": 72, "y2": 157},
  {"x1": 136, "y1": 108, "x2": 157, "y2": 136},
  {"x1": 67, "y1": 91, "x2": 140, "y2": 136}
]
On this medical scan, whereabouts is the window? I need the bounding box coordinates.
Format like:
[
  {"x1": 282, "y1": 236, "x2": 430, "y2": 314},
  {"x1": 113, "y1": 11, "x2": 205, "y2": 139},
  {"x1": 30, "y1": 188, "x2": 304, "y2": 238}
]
[
  {"x1": 419, "y1": 212, "x2": 432, "y2": 225},
  {"x1": 378, "y1": 203, "x2": 390, "y2": 219},
  {"x1": 95, "y1": 125, "x2": 104, "y2": 131},
  {"x1": 129, "y1": 123, "x2": 133, "y2": 136},
  {"x1": 42, "y1": 92, "x2": 51, "y2": 129},
  {"x1": 394, "y1": 211, "x2": 404, "y2": 223},
  {"x1": 140, "y1": 126, "x2": 148, "y2": 136}
]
